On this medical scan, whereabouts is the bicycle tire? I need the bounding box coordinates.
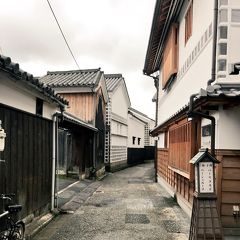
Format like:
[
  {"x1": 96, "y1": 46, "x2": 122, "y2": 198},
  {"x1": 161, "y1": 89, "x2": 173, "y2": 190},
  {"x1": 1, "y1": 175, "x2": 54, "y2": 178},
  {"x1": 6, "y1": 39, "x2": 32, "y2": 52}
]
[
  {"x1": 0, "y1": 230, "x2": 9, "y2": 240},
  {"x1": 11, "y1": 221, "x2": 25, "y2": 240}
]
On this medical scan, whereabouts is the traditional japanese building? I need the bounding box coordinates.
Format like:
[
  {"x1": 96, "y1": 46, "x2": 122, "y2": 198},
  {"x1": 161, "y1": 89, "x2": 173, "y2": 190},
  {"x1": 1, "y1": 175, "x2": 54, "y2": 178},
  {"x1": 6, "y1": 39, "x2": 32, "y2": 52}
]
[
  {"x1": 0, "y1": 55, "x2": 68, "y2": 225},
  {"x1": 104, "y1": 74, "x2": 131, "y2": 171},
  {"x1": 41, "y1": 69, "x2": 108, "y2": 178},
  {"x1": 144, "y1": 0, "x2": 240, "y2": 236}
]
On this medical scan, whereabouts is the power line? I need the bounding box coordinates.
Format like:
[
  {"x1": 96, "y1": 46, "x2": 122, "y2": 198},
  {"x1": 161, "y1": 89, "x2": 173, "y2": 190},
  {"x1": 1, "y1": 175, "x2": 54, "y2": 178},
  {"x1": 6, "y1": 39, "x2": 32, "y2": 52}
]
[{"x1": 46, "y1": 0, "x2": 80, "y2": 69}]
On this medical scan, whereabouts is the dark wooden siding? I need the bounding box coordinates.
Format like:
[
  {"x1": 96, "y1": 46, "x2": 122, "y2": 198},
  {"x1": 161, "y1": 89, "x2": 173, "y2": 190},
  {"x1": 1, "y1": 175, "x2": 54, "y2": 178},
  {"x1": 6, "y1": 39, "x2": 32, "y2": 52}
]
[
  {"x1": 95, "y1": 94, "x2": 106, "y2": 171},
  {"x1": 127, "y1": 146, "x2": 155, "y2": 165},
  {"x1": 0, "y1": 103, "x2": 53, "y2": 219},
  {"x1": 216, "y1": 150, "x2": 240, "y2": 229}
]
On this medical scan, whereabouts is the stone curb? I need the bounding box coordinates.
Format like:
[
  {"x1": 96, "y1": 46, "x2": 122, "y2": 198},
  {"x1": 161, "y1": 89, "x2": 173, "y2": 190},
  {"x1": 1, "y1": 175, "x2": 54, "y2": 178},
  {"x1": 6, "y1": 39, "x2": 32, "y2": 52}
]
[
  {"x1": 25, "y1": 211, "x2": 59, "y2": 240},
  {"x1": 24, "y1": 180, "x2": 102, "y2": 239}
]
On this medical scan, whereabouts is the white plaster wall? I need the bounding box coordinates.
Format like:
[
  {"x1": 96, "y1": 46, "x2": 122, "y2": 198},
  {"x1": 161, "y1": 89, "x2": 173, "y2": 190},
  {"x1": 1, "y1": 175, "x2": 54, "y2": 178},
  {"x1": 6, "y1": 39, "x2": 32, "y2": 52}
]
[
  {"x1": 43, "y1": 102, "x2": 58, "y2": 120},
  {"x1": 178, "y1": 0, "x2": 214, "y2": 66},
  {"x1": 217, "y1": 106, "x2": 240, "y2": 149},
  {"x1": 158, "y1": 43, "x2": 212, "y2": 124},
  {"x1": 127, "y1": 115, "x2": 145, "y2": 148},
  {"x1": 111, "y1": 135, "x2": 127, "y2": 146},
  {"x1": 0, "y1": 78, "x2": 36, "y2": 114},
  {"x1": 157, "y1": 133, "x2": 165, "y2": 148},
  {"x1": 149, "y1": 120, "x2": 156, "y2": 146},
  {"x1": 111, "y1": 83, "x2": 129, "y2": 119},
  {"x1": 0, "y1": 75, "x2": 58, "y2": 120},
  {"x1": 158, "y1": 0, "x2": 214, "y2": 125},
  {"x1": 201, "y1": 107, "x2": 240, "y2": 150},
  {"x1": 217, "y1": 0, "x2": 240, "y2": 84},
  {"x1": 111, "y1": 119, "x2": 128, "y2": 147},
  {"x1": 111, "y1": 120, "x2": 128, "y2": 136}
]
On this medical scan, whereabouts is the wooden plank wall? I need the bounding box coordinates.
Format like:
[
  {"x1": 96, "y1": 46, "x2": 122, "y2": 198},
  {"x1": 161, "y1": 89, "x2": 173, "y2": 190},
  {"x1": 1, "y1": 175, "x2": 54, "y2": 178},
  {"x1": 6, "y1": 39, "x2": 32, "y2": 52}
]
[
  {"x1": 157, "y1": 148, "x2": 194, "y2": 204},
  {"x1": 216, "y1": 150, "x2": 240, "y2": 229},
  {"x1": 169, "y1": 120, "x2": 192, "y2": 173},
  {"x1": 61, "y1": 93, "x2": 94, "y2": 124},
  {"x1": 0, "y1": 103, "x2": 52, "y2": 219}
]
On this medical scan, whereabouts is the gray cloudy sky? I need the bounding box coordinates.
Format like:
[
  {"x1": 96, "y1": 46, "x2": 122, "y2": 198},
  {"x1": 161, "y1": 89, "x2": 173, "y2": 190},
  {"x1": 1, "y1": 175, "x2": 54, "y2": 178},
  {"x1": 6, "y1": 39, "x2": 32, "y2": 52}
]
[{"x1": 0, "y1": 0, "x2": 156, "y2": 118}]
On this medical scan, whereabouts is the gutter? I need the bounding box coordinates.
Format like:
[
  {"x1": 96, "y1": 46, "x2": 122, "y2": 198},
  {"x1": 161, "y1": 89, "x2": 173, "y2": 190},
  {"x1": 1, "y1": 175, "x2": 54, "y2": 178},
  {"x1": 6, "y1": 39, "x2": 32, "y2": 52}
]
[
  {"x1": 187, "y1": 94, "x2": 216, "y2": 156},
  {"x1": 153, "y1": 76, "x2": 159, "y2": 126},
  {"x1": 189, "y1": 0, "x2": 219, "y2": 156},
  {"x1": 207, "y1": 0, "x2": 219, "y2": 86}
]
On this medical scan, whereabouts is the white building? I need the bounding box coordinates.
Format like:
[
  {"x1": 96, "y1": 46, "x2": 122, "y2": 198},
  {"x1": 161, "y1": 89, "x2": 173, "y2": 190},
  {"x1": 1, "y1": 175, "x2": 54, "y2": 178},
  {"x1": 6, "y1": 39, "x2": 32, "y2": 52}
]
[
  {"x1": 144, "y1": 0, "x2": 240, "y2": 236},
  {"x1": 127, "y1": 108, "x2": 156, "y2": 165},
  {"x1": 104, "y1": 74, "x2": 131, "y2": 171},
  {"x1": 127, "y1": 110, "x2": 145, "y2": 149},
  {"x1": 128, "y1": 107, "x2": 155, "y2": 147}
]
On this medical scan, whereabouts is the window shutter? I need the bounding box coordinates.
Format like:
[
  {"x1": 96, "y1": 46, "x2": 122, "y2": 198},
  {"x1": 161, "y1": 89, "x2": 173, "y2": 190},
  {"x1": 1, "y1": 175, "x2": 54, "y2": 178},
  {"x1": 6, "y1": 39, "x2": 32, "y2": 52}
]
[{"x1": 162, "y1": 24, "x2": 179, "y2": 89}]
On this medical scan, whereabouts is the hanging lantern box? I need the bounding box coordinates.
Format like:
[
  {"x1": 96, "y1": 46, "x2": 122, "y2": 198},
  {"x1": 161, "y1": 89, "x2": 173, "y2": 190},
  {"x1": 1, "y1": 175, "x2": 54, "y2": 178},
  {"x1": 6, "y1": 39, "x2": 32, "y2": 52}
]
[{"x1": 190, "y1": 148, "x2": 220, "y2": 198}]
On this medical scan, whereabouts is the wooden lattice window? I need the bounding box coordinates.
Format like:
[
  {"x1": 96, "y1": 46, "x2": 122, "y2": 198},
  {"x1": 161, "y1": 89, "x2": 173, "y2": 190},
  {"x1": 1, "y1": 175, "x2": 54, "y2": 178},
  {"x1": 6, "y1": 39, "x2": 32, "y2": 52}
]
[
  {"x1": 185, "y1": 1, "x2": 193, "y2": 44},
  {"x1": 162, "y1": 24, "x2": 179, "y2": 89},
  {"x1": 168, "y1": 119, "x2": 200, "y2": 176}
]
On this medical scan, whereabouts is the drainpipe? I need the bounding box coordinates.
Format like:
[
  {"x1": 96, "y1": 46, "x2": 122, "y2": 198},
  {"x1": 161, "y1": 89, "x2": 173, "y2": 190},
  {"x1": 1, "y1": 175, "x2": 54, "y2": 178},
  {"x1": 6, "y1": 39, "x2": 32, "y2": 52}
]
[
  {"x1": 187, "y1": 94, "x2": 216, "y2": 156},
  {"x1": 153, "y1": 76, "x2": 159, "y2": 127},
  {"x1": 51, "y1": 114, "x2": 57, "y2": 210},
  {"x1": 207, "y1": 0, "x2": 219, "y2": 86},
  {"x1": 51, "y1": 111, "x2": 63, "y2": 210},
  {"x1": 150, "y1": 75, "x2": 159, "y2": 182}
]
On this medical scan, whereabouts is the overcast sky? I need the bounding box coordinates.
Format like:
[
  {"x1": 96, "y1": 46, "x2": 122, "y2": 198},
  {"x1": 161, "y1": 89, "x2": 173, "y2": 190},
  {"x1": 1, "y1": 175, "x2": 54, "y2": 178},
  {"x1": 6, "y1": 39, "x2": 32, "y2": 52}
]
[{"x1": 0, "y1": 0, "x2": 156, "y2": 119}]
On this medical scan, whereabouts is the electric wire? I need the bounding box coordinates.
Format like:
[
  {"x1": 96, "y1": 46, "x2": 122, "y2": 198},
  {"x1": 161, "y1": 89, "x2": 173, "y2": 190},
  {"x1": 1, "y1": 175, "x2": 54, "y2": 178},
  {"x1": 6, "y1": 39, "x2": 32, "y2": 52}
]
[{"x1": 46, "y1": 0, "x2": 80, "y2": 69}]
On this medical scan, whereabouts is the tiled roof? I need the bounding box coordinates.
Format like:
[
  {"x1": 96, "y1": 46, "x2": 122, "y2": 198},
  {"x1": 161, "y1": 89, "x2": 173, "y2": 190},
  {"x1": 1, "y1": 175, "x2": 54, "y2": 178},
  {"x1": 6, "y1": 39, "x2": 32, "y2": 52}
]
[
  {"x1": 129, "y1": 107, "x2": 155, "y2": 122},
  {"x1": 0, "y1": 55, "x2": 68, "y2": 107},
  {"x1": 104, "y1": 74, "x2": 123, "y2": 92},
  {"x1": 40, "y1": 68, "x2": 102, "y2": 88},
  {"x1": 62, "y1": 112, "x2": 98, "y2": 132},
  {"x1": 144, "y1": 0, "x2": 173, "y2": 75}
]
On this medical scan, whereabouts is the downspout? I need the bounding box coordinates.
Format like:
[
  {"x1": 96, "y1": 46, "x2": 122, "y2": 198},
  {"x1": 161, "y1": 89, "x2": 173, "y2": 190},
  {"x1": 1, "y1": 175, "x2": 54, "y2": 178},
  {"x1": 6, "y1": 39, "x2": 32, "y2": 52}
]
[
  {"x1": 153, "y1": 76, "x2": 159, "y2": 127},
  {"x1": 151, "y1": 75, "x2": 159, "y2": 182},
  {"x1": 189, "y1": 0, "x2": 218, "y2": 155},
  {"x1": 51, "y1": 111, "x2": 63, "y2": 211},
  {"x1": 207, "y1": 0, "x2": 219, "y2": 86},
  {"x1": 187, "y1": 94, "x2": 216, "y2": 156}
]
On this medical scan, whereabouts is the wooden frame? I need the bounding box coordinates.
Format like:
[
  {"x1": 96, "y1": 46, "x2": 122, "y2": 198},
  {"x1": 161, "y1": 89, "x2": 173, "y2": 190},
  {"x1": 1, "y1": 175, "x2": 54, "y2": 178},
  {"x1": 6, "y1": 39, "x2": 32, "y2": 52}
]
[{"x1": 185, "y1": 0, "x2": 193, "y2": 44}]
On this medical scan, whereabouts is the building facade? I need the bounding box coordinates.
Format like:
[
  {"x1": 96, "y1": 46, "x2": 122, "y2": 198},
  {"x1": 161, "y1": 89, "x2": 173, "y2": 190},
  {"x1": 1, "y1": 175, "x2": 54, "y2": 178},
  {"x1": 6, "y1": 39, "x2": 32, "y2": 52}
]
[
  {"x1": 104, "y1": 74, "x2": 131, "y2": 171},
  {"x1": 127, "y1": 108, "x2": 156, "y2": 165},
  {"x1": 144, "y1": 0, "x2": 240, "y2": 235},
  {"x1": 41, "y1": 69, "x2": 108, "y2": 178},
  {"x1": 0, "y1": 55, "x2": 68, "y2": 226}
]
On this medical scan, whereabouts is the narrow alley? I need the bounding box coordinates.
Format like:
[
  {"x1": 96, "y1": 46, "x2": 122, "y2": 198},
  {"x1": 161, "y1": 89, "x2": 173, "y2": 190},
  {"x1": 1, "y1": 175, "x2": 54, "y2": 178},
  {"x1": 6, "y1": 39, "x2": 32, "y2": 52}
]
[{"x1": 33, "y1": 163, "x2": 190, "y2": 240}]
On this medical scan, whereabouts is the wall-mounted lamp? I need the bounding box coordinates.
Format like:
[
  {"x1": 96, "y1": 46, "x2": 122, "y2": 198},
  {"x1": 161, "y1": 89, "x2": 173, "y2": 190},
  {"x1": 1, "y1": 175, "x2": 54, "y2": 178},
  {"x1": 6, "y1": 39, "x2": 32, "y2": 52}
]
[
  {"x1": 233, "y1": 205, "x2": 240, "y2": 219},
  {"x1": 0, "y1": 120, "x2": 6, "y2": 152}
]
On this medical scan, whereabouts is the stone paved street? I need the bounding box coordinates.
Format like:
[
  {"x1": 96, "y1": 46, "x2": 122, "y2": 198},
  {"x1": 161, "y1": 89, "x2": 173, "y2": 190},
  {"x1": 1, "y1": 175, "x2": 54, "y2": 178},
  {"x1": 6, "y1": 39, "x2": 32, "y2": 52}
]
[{"x1": 33, "y1": 163, "x2": 190, "y2": 240}]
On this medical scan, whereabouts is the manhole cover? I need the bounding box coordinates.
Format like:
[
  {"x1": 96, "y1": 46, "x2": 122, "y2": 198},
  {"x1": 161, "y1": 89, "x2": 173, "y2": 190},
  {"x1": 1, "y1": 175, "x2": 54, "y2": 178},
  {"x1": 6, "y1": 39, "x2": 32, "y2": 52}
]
[
  {"x1": 125, "y1": 214, "x2": 150, "y2": 224},
  {"x1": 162, "y1": 220, "x2": 182, "y2": 233}
]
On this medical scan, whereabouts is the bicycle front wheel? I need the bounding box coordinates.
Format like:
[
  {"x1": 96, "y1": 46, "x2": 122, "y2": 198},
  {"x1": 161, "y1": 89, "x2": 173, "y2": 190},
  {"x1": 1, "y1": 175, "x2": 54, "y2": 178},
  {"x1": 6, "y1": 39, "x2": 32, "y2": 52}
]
[{"x1": 12, "y1": 222, "x2": 25, "y2": 240}]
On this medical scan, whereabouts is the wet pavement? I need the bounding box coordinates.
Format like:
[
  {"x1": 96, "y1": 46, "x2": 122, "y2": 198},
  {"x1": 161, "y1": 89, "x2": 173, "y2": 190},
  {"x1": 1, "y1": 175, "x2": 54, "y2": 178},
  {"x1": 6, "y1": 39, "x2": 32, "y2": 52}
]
[{"x1": 33, "y1": 163, "x2": 190, "y2": 240}]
